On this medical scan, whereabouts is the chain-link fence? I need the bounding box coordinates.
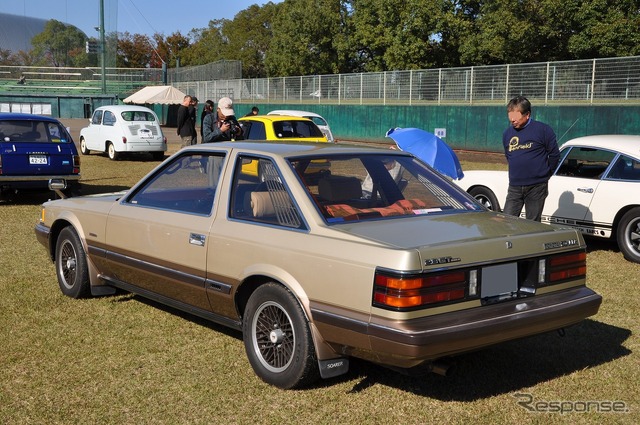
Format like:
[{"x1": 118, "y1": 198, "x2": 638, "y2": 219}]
[
  {"x1": 3, "y1": 56, "x2": 639, "y2": 105},
  {"x1": 0, "y1": 65, "x2": 163, "y2": 83},
  {"x1": 176, "y1": 56, "x2": 640, "y2": 106},
  {"x1": 167, "y1": 60, "x2": 242, "y2": 83}
]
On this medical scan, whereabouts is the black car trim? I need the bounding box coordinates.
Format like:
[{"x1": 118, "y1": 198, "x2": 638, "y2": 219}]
[
  {"x1": 88, "y1": 244, "x2": 206, "y2": 287},
  {"x1": 0, "y1": 174, "x2": 80, "y2": 182},
  {"x1": 99, "y1": 274, "x2": 242, "y2": 331}
]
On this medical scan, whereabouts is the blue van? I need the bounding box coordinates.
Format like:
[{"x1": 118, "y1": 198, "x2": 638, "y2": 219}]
[{"x1": 0, "y1": 113, "x2": 80, "y2": 198}]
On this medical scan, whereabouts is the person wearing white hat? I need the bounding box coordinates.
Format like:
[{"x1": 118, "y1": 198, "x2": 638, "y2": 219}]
[{"x1": 202, "y1": 96, "x2": 243, "y2": 143}]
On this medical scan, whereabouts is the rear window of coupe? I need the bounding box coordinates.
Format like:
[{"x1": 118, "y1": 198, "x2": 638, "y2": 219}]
[{"x1": 289, "y1": 153, "x2": 481, "y2": 223}]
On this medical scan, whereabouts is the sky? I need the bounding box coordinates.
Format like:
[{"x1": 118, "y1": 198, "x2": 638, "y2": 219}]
[{"x1": 0, "y1": 0, "x2": 282, "y2": 38}]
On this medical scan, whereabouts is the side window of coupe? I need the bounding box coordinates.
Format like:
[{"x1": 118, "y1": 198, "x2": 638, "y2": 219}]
[
  {"x1": 556, "y1": 147, "x2": 616, "y2": 179},
  {"x1": 126, "y1": 153, "x2": 226, "y2": 215},
  {"x1": 229, "y1": 155, "x2": 304, "y2": 229},
  {"x1": 606, "y1": 155, "x2": 640, "y2": 181}
]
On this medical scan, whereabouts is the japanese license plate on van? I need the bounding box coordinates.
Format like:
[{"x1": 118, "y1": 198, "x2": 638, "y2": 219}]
[{"x1": 29, "y1": 154, "x2": 48, "y2": 164}]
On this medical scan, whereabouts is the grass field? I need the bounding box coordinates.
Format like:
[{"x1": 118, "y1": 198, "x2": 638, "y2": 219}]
[{"x1": 1, "y1": 152, "x2": 638, "y2": 424}]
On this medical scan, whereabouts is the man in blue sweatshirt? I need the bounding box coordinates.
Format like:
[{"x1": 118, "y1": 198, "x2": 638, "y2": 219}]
[{"x1": 502, "y1": 96, "x2": 560, "y2": 221}]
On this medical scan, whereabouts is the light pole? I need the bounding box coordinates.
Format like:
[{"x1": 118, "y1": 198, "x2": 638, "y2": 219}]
[{"x1": 99, "y1": 0, "x2": 106, "y2": 94}]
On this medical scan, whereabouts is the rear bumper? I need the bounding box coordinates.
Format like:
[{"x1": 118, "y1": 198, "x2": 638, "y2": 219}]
[
  {"x1": 312, "y1": 286, "x2": 602, "y2": 368},
  {"x1": 0, "y1": 174, "x2": 80, "y2": 183}
]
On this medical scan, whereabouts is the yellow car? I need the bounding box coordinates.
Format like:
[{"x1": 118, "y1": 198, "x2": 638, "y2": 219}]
[
  {"x1": 238, "y1": 115, "x2": 329, "y2": 176},
  {"x1": 238, "y1": 115, "x2": 328, "y2": 143}
]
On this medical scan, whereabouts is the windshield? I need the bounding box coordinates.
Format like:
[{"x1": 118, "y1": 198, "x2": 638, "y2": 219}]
[
  {"x1": 289, "y1": 153, "x2": 480, "y2": 223},
  {"x1": 0, "y1": 120, "x2": 70, "y2": 143}
]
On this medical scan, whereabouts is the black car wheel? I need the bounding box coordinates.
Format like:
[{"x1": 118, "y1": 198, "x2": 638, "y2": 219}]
[
  {"x1": 243, "y1": 283, "x2": 319, "y2": 389},
  {"x1": 55, "y1": 227, "x2": 90, "y2": 298},
  {"x1": 617, "y1": 207, "x2": 640, "y2": 263},
  {"x1": 469, "y1": 186, "x2": 500, "y2": 211}
]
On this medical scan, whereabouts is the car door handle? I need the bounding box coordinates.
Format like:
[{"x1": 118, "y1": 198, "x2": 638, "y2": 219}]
[
  {"x1": 577, "y1": 187, "x2": 594, "y2": 193},
  {"x1": 189, "y1": 233, "x2": 206, "y2": 246}
]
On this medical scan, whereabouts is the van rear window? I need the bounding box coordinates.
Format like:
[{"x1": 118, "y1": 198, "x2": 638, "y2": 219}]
[{"x1": 0, "y1": 120, "x2": 69, "y2": 143}]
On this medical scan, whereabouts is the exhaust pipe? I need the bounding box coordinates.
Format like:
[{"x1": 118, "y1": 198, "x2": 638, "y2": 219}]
[{"x1": 429, "y1": 360, "x2": 454, "y2": 376}]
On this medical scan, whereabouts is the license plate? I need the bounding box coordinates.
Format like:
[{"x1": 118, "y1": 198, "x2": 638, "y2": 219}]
[
  {"x1": 481, "y1": 263, "x2": 518, "y2": 298},
  {"x1": 29, "y1": 154, "x2": 48, "y2": 164},
  {"x1": 139, "y1": 129, "x2": 153, "y2": 139}
]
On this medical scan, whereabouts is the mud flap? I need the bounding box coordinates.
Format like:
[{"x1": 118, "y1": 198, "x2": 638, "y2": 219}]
[{"x1": 318, "y1": 358, "x2": 349, "y2": 379}]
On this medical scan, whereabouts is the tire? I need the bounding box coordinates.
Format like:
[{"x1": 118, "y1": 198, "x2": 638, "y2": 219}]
[
  {"x1": 107, "y1": 143, "x2": 119, "y2": 161},
  {"x1": 80, "y1": 137, "x2": 89, "y2": 155},
  {"x1": 469, "y1": 186, "x2": 500, "y2": 211},
  {"x1": 55, "y1": 227, "x2": 90, "y2": 298},
  {"x1": 151, "y1": 151, "x2": 165, "y2": 161},
  {"x1": 616, "y1": 207, "x2": 640, "y2": 263},
  {"x1": 243, "y1": 283, "x2": 319, "y2": 389}
]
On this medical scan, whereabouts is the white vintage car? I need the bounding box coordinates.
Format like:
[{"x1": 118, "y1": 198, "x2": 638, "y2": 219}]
[
  {"x1": 80, "y1": 105, "x2": 167, "y2": 161},
  {"x1": 455, "y1": 135, "x2": 640, "y2": 263}
]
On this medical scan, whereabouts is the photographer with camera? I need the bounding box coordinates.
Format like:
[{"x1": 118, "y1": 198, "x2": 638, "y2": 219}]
[{"x1": 202, "y1": 97, "x2": 243, "y2": 143}]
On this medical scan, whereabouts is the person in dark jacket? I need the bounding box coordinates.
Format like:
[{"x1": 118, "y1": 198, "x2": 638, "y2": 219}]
[
  {"x1": 202, "y1": 97, "x2": 243, "y2": 143},
  {"x1": 200, "y1": 100, "x2": 214, "y2": 139},
  {"x1": 177, "y1": 95, "x2": 195, "y2": 148},
  {"x1": 502, "y1": 96, "x2": 560, "y2": 222},
  {"x1": 189, "y1": 97, "x2": 198, "y2": 144}
]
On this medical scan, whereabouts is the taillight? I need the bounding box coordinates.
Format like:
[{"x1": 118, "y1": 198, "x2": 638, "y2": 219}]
[
  {"x1": 73, "y1": 155, "x2": 80, "y2": 174},
  {"x1": 545, "y1": 251, "x2": 587, "y2": 284},
  {"x1": 373, "y1": 270, "x2": 469, "y2": 310},
  {"x1": 122, "y1": 136, "x2": 127, "y2": 143}
]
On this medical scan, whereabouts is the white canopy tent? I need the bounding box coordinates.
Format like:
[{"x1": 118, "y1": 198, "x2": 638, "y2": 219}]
[{"x1": 123, "y1": 85, "x2": 187, "y2": 105}]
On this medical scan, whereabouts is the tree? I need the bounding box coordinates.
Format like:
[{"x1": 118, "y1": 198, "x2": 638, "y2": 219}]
[
  {"x1": 265, "y1": 0, "x2": 353, "y2": 76},
  {"x1": 217, "y1": 3, "x2": 278, "y2": 78},
  {"x1": 117, "y1": 32, "x2": 154, "y2": 68},
  {"x1": 153, "y1": 32, "x2": 190, "y2": 68},
  {"x1": 568, "y1": 0, "x2": 640, "y2": 58},
  {"x1": 179, "y1": 21, "x2": 228, "y2": 66},
  {"x1": 30, "y1": 19, "x2": 87, "y2": 67}
]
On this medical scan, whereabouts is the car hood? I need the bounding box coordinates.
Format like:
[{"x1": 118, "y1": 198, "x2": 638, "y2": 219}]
[
  {"x1": 44, "y1": 191, "x2": 126, "y2": 211},
  {"x1": 328, "y1": 211, "x2": 581, "y2": 269}
]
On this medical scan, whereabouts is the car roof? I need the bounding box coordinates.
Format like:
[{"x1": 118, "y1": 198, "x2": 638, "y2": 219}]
[
  {"x1": 267, "y1": 110, "x2": 323, "y2": 118},
  {"x1": 562, "y1": 135, "x2": 640, "y2": 158},
  {"x1": 184, "y1": 140, "x2": 402, "y2": 157},
  {"x1": 0, "y1": 112, "x2": 61, "y2": 123},
  {"x1": 239, "y1": 115, "x2": 313, "y2": 123},
  {"x1": 95, "y1": 105, "x2": 156, "y2": 112}
]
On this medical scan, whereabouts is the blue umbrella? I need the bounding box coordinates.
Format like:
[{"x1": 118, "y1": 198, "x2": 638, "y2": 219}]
[{"x1": 386, "y1": 127, "x2": 464, "y2": 180}]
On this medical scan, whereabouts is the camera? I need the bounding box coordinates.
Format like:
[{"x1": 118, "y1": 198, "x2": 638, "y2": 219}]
[{"x1": 223, "y1": 116, "x2": 242, "y2": 139}]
